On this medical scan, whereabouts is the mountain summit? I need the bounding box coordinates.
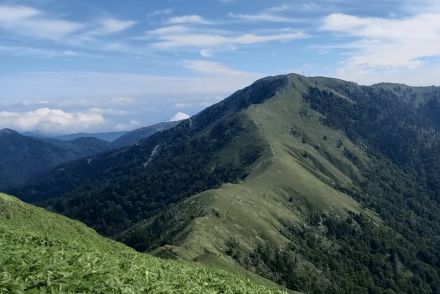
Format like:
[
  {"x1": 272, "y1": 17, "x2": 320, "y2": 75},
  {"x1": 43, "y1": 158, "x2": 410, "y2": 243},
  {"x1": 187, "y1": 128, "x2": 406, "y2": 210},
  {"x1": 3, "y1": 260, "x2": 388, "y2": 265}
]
[
  {"x1": 0, "y1": 128, "x2": 19, "y2": 136},
  {"x1": 12, "y1": 74, "x2": 440, "y2": 293}
]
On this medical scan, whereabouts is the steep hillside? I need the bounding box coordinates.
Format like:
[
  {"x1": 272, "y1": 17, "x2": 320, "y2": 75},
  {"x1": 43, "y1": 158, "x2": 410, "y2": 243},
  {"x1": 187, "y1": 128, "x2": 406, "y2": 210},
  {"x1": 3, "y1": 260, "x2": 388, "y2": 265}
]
[
  {"x1": 121, "y1": 76, "x2": 440, "y2": 292},
  {"x1": 12, "y1": 74, "x2": 440, "y2": 293},
  {"x1": 0, "y1": 193, "x2": 290, "y2": 293},
  {"x1": 13, "y1": 75, "x2": 285, "y2": 227}
]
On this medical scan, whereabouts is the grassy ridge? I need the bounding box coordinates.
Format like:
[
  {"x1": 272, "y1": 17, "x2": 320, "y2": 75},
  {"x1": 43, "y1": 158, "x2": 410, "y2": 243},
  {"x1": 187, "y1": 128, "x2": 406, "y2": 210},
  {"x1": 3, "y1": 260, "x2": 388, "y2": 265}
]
[
  {"x1": 119, "y1": 75, "x2": 440, "y2": 292},
  {"x1": 0, "y1": 193, "x2": 290, "y2": 293}
]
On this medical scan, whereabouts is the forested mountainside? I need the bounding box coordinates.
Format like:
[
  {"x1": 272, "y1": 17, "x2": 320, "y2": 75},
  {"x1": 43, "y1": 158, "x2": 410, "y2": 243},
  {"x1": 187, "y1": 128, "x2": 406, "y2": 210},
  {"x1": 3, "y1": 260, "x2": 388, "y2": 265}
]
[
  {"x1": 12, "y1": 74, "x2": 440, "y2": 293},
  {"x1": 0, "y1": 193, "x2": 290, "y2": 293},
  {"x1": 0, "y1": 122, "x2": 175, "y2": 191},
  {"x1": 0, "y1": 129, "x2": 110, "y2": 190}
]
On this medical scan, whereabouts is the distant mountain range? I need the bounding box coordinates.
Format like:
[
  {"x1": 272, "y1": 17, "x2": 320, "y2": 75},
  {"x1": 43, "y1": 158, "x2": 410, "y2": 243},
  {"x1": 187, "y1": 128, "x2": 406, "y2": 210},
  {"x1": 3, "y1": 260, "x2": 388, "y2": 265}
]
[
  {"x1": 24, "y1": 130, "x2": 128, "y2": 142},
  {"x1": 0, "y1": 121, "x2": 177, "y2": 190},
  {"x1": 8, "y1": 74, "x2": 440, "y2": 293},
  {"x1": 111, "y1": 121, "x2": 179, "y2": 149},
  {"x1": 54, "y1": 131, "x2": 128, "y2": 142}
]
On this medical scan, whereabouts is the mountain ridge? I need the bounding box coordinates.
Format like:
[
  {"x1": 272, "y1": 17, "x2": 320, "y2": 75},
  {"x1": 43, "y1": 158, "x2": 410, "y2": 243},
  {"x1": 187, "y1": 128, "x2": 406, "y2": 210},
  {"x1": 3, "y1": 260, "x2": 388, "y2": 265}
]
[{"x1": 11, "y1": 73, "x2": 440, "y2": 293}]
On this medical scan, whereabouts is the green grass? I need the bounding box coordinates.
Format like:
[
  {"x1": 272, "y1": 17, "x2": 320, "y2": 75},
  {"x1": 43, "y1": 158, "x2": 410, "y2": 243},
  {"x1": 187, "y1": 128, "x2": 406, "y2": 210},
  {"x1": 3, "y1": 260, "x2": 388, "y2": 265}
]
[
  {"x1": 130, "y1": 73, "x2": 372, "y2": 259},
  {"x1": 118, "y1": 74, "x2": 380, "y2": 291},
  {"x1": 0, "y1": 193, "x2": 289, "y2": 293}
]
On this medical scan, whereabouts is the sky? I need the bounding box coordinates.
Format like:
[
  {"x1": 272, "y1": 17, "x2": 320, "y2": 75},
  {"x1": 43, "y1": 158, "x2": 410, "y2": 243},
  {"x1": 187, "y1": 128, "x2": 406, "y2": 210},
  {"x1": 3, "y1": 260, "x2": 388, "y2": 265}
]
[{"x1": 0, "y1": 0, "x2": 440, "y2": 134}]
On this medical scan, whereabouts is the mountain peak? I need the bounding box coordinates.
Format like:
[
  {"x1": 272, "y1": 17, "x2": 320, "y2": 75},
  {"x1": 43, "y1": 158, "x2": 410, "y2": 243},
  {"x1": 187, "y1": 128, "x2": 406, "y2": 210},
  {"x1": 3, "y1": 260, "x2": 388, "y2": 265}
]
[{"x1": 0, "y1": 128, "x2": 19, "y2": 136}]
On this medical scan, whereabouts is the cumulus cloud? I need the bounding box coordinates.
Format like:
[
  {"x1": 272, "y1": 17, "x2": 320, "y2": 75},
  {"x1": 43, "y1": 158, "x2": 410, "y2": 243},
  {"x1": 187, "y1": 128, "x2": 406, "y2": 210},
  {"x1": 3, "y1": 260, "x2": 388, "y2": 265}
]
[
  {"x1": 169, "y1": 112, "x2": 190, "y2": 121},
  {"x1": 0, "y1": 108, "x2": 105, "y2": 133}
]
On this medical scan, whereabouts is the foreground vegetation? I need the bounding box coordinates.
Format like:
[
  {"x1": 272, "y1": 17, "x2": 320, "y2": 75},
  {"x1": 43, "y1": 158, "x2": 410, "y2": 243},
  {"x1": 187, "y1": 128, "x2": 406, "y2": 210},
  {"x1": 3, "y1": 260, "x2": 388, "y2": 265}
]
[{"x1": 0, "y1": 193, "x2": 288, "y2": 293}]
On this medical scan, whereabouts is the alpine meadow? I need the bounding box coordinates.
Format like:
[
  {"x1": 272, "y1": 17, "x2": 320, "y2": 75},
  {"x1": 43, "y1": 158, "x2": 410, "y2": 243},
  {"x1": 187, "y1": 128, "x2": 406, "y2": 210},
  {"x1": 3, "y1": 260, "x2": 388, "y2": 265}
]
[{"x1": 1, "y1": 1, "x2": 440, "y2": 294}]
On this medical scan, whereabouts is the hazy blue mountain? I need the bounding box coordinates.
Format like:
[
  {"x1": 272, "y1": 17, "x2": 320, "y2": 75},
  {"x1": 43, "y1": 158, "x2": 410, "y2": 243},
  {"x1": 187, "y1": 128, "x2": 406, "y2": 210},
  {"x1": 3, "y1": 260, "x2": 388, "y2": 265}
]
[
  {"x1": 0, "y1": 129, "x2": 110, "y2": 190},
  {"x1": 1, "y1": 122, "x2": 177, "y2": 190},
  {"x1": 54, "y1": 131, "x2": 128, "y2": 142}
]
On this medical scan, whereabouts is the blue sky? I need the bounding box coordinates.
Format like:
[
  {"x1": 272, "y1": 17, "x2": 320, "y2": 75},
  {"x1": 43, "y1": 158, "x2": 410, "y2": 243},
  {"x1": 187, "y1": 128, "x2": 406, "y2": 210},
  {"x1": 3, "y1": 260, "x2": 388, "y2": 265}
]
[{"x1": 1, "y1": 0, "x2": 440, "y2": 134}]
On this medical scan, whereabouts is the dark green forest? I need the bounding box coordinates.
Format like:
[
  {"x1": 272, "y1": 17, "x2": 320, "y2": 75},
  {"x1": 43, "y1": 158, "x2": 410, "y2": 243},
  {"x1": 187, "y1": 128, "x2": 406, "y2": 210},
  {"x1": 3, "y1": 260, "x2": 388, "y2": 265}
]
[{"x1": 227, "y1": 157, "x2": 440, "y2": 293}]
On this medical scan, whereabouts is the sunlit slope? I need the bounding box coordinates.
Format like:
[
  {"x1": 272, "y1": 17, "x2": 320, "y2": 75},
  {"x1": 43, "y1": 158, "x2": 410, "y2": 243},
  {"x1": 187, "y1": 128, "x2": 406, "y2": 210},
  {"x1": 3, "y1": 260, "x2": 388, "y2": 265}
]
[
  {"x1": 121, "y1": 74, "x2": 373, "y2": 260},
  {"x1": 0, "y1": 193, "x2": 291, "y2": 293},
  {"x1": 118, "y1": 74, "x2": 440, "y2": 293}
]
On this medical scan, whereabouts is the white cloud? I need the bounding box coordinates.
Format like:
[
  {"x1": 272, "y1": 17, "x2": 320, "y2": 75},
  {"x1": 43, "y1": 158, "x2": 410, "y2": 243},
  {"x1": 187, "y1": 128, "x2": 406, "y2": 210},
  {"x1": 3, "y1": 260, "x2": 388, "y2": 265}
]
[
  {"x1": 323, "y1": 13, "x2": 440, "y2": 68},
  {"x1": 111, "y1": 97, "x2": 135, "y2": 105},
  {"x1": 200, "y1": 48, "x2": 213, "y2": 57},
  {"x1": 0, "y1": 5, "x2": 137, "y2": 55},
  {"x1": 79, "y1": 18, "x2": 136, "y2": 40},
  {"x1": 150, "y1": 27, "x2": 305, "y2": 50},
  {"x1": 228, "y1": 12, "x2": 299, "y2": 23},
  {"x1": 0, "y1": 45, "x2": 83, "y2": 58},
  {"x1": 166, "y1": 15, "x2": 214, "y2": 25},
  {"x1": 169, "y1": 112, "x2": 190, "y2": 121},
  {"x1": 0, "y1": 5, "x2": 39, "y2": 21},
  {"x1": 0, "y1": 5, "x2": 83, "y2": 40},
  {"x1": 267, "y1": 2, "x2": 322, "y2": 13},
  {"x1": 322, "y1": 12, "x2": 440, "y2": 84},
  {"x1": 148, "y1": 25, "x2": 188, "y2": 35},
  {"x1": 98, "y1": 18, "x2": 136, "y2": 34},
  {"x1": 183, "y1": 60, "x2": 260, "y2": 77},
  {"x1": 89, "y1": 107, "x2": 129, "y2": 115},
  {"x1": 0, "y1": 108, "x2": 105, "y2": 133}
]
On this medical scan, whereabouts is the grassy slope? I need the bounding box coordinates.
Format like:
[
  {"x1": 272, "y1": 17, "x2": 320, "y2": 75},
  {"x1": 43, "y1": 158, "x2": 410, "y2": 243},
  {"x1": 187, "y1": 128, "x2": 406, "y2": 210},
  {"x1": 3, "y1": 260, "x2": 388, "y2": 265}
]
[
  {"x1": 121, "y1": 75, "x2": 379, "y2": 267},
  {"x1": 0, "y1": 193, "x2": 292, "y2": 293}
]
